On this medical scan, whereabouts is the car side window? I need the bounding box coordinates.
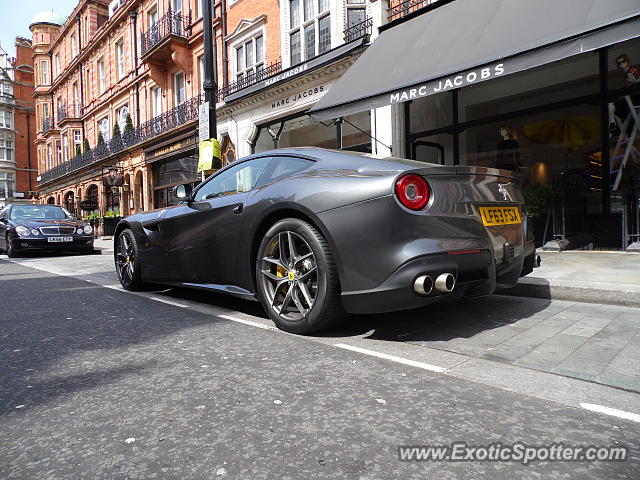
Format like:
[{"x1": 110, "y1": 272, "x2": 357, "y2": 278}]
[
  {"x1": 193, "y1": 157, "x2": 272, "y2": 202},
  {"x1": 256, "y1": 156, "x2": 314, "y2": 187}
]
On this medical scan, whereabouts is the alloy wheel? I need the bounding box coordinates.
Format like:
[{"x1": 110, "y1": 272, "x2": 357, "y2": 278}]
[
  {"x1": 116, "y1": 233, "x2": 135, "y2": 284},
  {"x1": 259, "y1": 230, "x2": 318, "y2": 320}
]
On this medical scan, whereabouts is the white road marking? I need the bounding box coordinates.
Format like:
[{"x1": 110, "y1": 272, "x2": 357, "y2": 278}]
[
  {"x1": 579, "y1": 403, "x2": 640, "y2": 423},
  {"x1": 334, "y1": 343, "x2": 447, "y2": 373},
  {"x1": 217, "y1": 314, "x2": 274, "y2": 330},
  {"x1": 149, "y1": 297, "x2": 190, "y2": 308}
]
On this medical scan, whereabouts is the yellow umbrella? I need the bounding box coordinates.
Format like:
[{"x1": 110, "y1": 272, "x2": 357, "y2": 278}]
[{"x1": 523, "y1": 117, "x2": 600, "y2": 151}]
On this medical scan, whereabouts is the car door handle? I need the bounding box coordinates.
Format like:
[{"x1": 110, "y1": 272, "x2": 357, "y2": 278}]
[{"x1": 233, "y1": 205, "x2": 243, "y2": 214}]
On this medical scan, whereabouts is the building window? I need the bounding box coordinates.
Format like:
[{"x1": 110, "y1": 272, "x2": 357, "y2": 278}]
[
  {"x1": 116, "y1": 40, "x2": 125, "y2": 79},
  {"x1": 0, "y1": 110, "x2": 12, "y2": 129},
  {"x1": 234, "y1": 35, "x2": 264, "y2": 83},
  {"x1": 40, "y1": 60, "x2": 49, "y2": 85},
  {"x1": 198, "y1": 56, "x2": 205, "y2": 92},
  {"x1": 55, "y1": 54, "x2": 61, "y2": 78},
  {"x1": 100, "y1": 117, "x2": 110, "y2": 143},
  {"x1": 97, "y1": 59, "x2": 106, "y2": 94},
  {"x1": 151, "y1": 86, "x2": 162, "y2": 116},
  {"x1": 174, "y1": 72, "x2": 185, "y2": 105},
  {"x1": 47, "y1": 144, "x2": 53, "y2": 169},
  {"x1": 0, "y1": 172, "x2": 15, "y2": 199},
  {"x1": 0, "y1": 81, "x2": 12, "y2": 97},
  {"x1": 71, "y1": 33, "x2": 78, "y2": 58},
  {"x1": 288, "y1": 0, "x2": 331, "y2": 66},
  {"x1": 62, "y1": 134, "x2": 69, "y2": 161},
  {"x1": 73, "y1": 129, "x2": 82, "y2": 155},
  {"x1": 346, "y1": 0, "x2": 366, "y2": 30},
  {"x1": 56, "y1": 140, "x2": 62, "y2": 164},
  {"x1": 0, "y1": 132, "x2": 13, "y2": 161},
  {"x1": 118, "y1": 105, "x2": 129, "y2": 131}
]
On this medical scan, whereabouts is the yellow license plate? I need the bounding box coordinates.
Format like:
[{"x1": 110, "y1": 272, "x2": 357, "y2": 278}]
[{"x1": 479, "y1": 206, "x2": 522, "y2": 226}]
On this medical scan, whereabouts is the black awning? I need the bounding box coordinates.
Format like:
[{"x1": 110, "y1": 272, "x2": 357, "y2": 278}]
[{"x1": 309, "y1": 0, "x2": 640, "y2": 121}]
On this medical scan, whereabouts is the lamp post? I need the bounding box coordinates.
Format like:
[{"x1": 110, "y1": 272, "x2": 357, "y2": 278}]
[{"x1": 202, "y1": 0, "x2": 221, "y2": 170}]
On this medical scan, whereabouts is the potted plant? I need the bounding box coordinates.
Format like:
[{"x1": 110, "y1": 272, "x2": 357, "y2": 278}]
[{"x1": 522, "y1": 185, "x2": 552, "y2": 246}]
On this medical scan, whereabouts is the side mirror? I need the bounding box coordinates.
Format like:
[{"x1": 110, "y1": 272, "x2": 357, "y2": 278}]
[{"x1": 173, "y1": 183, "x2": 193, "y2": 201}]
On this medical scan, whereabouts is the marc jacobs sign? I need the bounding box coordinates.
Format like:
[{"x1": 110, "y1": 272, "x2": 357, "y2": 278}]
[
  {"x1": 271, "y1": 85, "x2": 326, "y2": 110},
  {"x1": 390, "y1": 63, "x2": 505, "y2": 104}
]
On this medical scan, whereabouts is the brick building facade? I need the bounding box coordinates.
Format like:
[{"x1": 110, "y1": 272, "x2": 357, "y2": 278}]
[
  {"x1": 31, "y1": 0, "x2": 384, "y2": 231},
  {"x1": 0, "y1": 38, "x2": 37, "y2": 207}
]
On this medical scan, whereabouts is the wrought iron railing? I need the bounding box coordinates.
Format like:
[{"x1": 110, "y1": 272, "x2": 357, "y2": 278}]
[
  {"x1": 57, "y1": 104, "x2": 83, "y2": 123},
  {"x1": 39, "y1": 94, "x2": 204, "y2": 184},
  {"x1": 140, "y1": 9, "x2": 192, "y2": 56},
  {"x1": 388, "y1": 0, "x2": 439, "y2": 22},
  {"x1": 344, "y1": 17, "x2": 373, "y2": 43},
  {"x1": 220, "y1": 60, "x2": 283, "y2": 97}
]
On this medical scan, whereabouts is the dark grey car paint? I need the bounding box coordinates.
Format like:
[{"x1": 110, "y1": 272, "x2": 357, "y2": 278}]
[{"x1": 116, "y1": 148, "x2": 533, "y2": 313}]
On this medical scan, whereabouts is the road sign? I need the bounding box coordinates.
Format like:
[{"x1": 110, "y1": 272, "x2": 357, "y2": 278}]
[{"x1": 199, "y1": 102, "x2": 210, "y2": 142}]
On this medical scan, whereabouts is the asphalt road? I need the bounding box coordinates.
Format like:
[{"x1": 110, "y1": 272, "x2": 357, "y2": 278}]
[{"x1": 1, "y1": 254, "x2": 639, "y2": 479}]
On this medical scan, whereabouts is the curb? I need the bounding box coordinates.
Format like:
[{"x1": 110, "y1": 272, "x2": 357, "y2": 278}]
[{"x1": 499, "y1": 277, "x2": 640, "y2": 308}]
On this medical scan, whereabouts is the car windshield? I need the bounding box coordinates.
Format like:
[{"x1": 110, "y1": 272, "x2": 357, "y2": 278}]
[{"x1": 10, "y1": 205, "x2": 73, "y2": 220}]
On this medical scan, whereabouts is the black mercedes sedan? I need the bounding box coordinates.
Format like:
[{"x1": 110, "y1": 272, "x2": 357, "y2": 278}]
[
  {"x1": 113, "y1": 148, "x2": 537, "y2": 334},
  {"x1": 0, "y1": 204, "x2": 95, "y2": 258}
]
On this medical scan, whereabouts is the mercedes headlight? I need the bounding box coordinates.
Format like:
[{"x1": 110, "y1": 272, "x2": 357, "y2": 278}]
[
  {"x1": 77, "y1": 228, "x2": 84, "y2": 234},
  {"x1": 30, "y1": 228, "x2": 40, "y2": 236},
  {"x1": 83, "y1": 225, "x2": 93, "y2": 235},
  {"x1": 16, "y1": 226, "x2": 31, "y2": 237}
]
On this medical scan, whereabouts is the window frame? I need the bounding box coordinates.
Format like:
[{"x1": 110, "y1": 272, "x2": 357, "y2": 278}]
[
  {"x1": 71, "y1": 32, "x2": 78, "y2": 58},
  {"x1": 151, "y1": 86, "x2": 162, "y2": 116},
  {"x1": 233, "y1": 34, "x2": 265, "y2": 84},
  {"x1": 288, "y1": 0, "x2": 331, "y2": 66},
  {"x1": 97, "y1": 58, "x2": 106, "y2": 94},
  {"x1": 174, "y1": 71, "x2": 185, "y2": 106},
  {"x1": 116, "y1": 40, "x2": 126, "y2": 79}
]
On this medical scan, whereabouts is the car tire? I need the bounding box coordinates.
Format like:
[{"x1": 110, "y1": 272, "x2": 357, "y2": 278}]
[
  {"x1": 115, "y1": 228, "x2": 146, "y2": 290},
  {"x1": 6, "y1": 234, "x2": 19, "y2": 258},
  {"x1": 256, "y1": 218, "x2": 347, "y2": 334}
]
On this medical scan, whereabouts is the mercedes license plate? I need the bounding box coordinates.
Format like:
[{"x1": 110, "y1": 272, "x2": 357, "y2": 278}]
[{"x1": 47, "y1": 236, "x2": 73, "y2": 243}]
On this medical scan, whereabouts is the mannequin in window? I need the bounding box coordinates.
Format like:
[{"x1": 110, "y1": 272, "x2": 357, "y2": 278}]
[
  {"x1": 496, "y1": 126, "x2": 520, "y2": 171},
  {"x1": 612, "y1": 54, "x2": 640, "y2": 137}
]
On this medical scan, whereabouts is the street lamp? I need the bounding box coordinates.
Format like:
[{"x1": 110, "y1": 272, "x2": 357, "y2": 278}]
[{"x1": 201, "y1": 0, "x2": 222, "y2": 171}]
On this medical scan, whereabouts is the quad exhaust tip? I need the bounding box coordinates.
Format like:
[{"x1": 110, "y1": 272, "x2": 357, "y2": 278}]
[
  {"x1": 435, "y1": 273, "x2": 456, "y2": 293},
  {"x1": 413, "y1": 275, "x2": 433, "y2": 296},
  {"x1": 534, "y1": 254, "x2": 542, "y2": 268}
]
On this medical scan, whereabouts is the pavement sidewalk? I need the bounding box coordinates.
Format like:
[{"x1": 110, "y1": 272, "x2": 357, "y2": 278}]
[{"x1": 503, "y1": 251, "x2": 640, "y2": 308}]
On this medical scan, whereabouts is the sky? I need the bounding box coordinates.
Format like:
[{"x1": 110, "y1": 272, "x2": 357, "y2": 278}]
[{"x1": 0, "y1": 0, "x2": 78, "y2": 57}]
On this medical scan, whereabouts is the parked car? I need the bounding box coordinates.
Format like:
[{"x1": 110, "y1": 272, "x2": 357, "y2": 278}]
[
  {"x1": 113, "y1": 148, "x2": 537, "y2": 334},
  {"x1": 0, "y1": 204, "x2": 95, "y2": 258}
]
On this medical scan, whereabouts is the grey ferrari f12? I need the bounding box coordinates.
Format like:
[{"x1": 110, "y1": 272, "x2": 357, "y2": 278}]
[{"x1": 114, "y1": 148, "x2": 537, "y2": 334}]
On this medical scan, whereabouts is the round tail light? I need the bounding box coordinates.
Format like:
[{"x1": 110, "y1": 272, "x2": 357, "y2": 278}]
[{"x1": 395, "y1": 174, "x2": 430, "y2": 210}]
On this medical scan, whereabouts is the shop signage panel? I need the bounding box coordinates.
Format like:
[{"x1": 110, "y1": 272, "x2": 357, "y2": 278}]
[
  {"x1": 145, "y1": 135, "x2": 197, "y2": 163},
  {"x1": 271, "y1": 85, "x2": 327, "y2": 110}
]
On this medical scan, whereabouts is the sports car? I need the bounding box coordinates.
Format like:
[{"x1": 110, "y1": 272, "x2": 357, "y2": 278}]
[
  {"x1": 114, "y1": 147, "x2": 537, "y2": 334},
  {"x1": 0, "y1": 204, "x2": 95, "y2": 257}
]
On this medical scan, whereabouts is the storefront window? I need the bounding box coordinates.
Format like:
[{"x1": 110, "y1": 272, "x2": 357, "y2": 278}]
[
  {"x1": 153, "y1": 155, "x2": 200, "y2": 208},
  {"x1": 459, "y1": 52, "x2": 600, "y2": 124},
  {"x1": 255, "y1": 112, "x2": 373, "y2": 153}
]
